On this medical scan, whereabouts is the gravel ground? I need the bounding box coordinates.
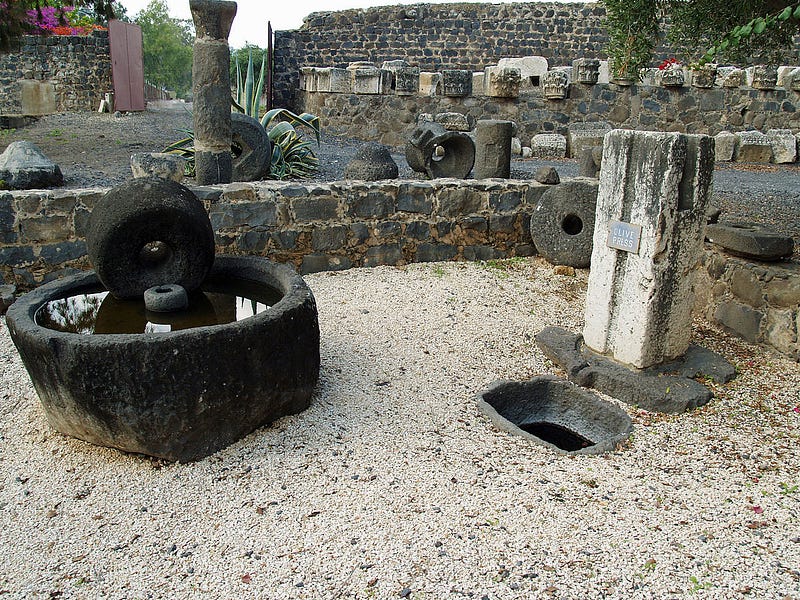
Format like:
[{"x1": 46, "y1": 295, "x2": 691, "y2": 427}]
[
  {"x1": 1, "y1": 258, "x2": 799, "y2": 598},
  {"x1": 1, "y1": 102, "x2": 799, "y2": 253}
]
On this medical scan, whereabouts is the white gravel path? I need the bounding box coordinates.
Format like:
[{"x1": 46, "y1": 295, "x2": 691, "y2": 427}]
[{"x1": 1, "y1": 258, "x2": 799, "y2": 599}]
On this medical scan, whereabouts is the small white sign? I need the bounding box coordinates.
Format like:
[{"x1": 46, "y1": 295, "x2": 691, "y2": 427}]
[{"x1": 607, "y1": 221, "x2": 642, "y2": 253}]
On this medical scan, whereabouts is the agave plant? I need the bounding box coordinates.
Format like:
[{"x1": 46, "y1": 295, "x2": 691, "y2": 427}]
[
  {"x1": 261, "y1": 108, "x2": 320, "y2": 179},
  {"x1": 233, "y1": 49, "x2": 266, "y2": 118}
]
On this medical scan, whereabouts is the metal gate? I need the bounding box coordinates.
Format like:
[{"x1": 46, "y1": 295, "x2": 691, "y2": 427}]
[{"x1": 108, "y1": 19, "x2": 145, "y2": 112}]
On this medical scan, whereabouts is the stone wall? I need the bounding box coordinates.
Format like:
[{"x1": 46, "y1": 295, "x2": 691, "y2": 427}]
[
  {"x1": 300, "y1": 82, "x2": 800, "y2": 149},
  {"x1": 0, "y1": 31, "x2": 112, "y2": 114},
  {"x1": 273, "y1": 2, "x2": 608, "y2": 109},
  {"x1": 0, "y1": 178, "x2": 544, "y2": 288},
  {"x1": 3, "y1": 181, "x2": 799, "y2": 362},
  {"x1": 697, "y1": 250, "x2": 800, "y2": 361}
]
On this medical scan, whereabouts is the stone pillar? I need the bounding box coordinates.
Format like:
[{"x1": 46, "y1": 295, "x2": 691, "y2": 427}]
[
  {"x1": 190, "y1": 0, "x2": 236, "y2": 185},
  {"x1": 583, "y1": 130, "x2": 714, "y2": 369},
  {"x1": 474, "y1": 120, "x2": 513, "y2": 179}
]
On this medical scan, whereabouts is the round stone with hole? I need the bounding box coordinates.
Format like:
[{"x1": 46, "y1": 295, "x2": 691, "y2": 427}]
[
  {"x1": 143, "y1": 284, "x2": 189, "y2": 313},
  {"x1": 231, "y1": 112, "x2": 271, "y2": 181},
  {"x1": 87, "y1": 177, "x2": 215, "y2": 299},
  {"x1": 529, "y1": 178, "x2": 598, "y2": 268}
]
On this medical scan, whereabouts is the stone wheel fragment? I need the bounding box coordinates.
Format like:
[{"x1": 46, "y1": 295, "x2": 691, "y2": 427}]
[
  {"x1": 529, "y1": 178, "x2": 598, "y2": 268},
  {"x1": 231, "y1": 112, "x2": 272, "y2": 181},
  {"x1": 87, "y1": 177, "x2": 215, "y2": 299}
]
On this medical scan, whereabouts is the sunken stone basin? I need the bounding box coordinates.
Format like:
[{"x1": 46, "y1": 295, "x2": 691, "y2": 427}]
[
  {"x1": 478, "y1": 376, "x2": 632, "y2": 455},
  {"x1": 6, "y1": 255, "x2": 320, "y2": 462}
]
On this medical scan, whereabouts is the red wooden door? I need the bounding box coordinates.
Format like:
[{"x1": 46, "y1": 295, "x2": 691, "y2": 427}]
[{"x1": 108, "y1": 20, "x2": 145, "y2": 112}]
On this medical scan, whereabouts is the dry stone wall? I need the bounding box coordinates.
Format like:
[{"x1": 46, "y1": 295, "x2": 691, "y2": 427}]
[
  {"x1": 696, "y1": 250, "x2": 800, "y2": 361},
  {"x1": 0, "y1": 32, "x2": 112, "y2": 114},
  {"x1": 300, "y1": 81, "x2": 800, "y2": 150},
  {"x1": 0, "y1": 178, "x2": 545, "y2": 288}
]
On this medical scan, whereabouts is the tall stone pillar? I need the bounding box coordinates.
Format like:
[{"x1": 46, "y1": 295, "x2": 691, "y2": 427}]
[
  {"x1": 190, "y1": 0, "x2": 237, "y2": 185},
  {"x1": 474, "y1": 119, "x2": 512, "y2": 179},
  {"x1": 582, "y1": 130, "x2": 714, "y2": 369}
]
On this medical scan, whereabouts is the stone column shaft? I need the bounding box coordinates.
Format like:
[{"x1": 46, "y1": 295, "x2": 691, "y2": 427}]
[
  {"x1": 190, "y1": 0, "x2": 237, "y2": 185},
  {"x1": 474, "y1": 119, "x2": 512, "y2": 179},
  {"x1": 582, "y1": 129, "x2": 714, "y2": 369}
]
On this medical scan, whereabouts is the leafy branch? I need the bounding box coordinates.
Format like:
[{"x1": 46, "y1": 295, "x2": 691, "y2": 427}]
[{"x1": 695, "y1": 1, "x2": 800, "y2": 66}]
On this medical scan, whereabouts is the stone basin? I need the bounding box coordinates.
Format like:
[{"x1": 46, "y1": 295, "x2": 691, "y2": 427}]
[
  {"x1": 6, "y1": 255, "x2": 320, "y2": 462},
  {"x1": 478, "y1": 375, "x2": 633, "y2": 455}
]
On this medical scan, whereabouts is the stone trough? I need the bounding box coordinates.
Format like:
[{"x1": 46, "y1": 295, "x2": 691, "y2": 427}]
[
  {"x1": 6, "y1": 255, "x2": 320, "y2": 462},
  {"x1": 6, "y1": 176, "x2": 321, "y2": 462},
  {"x1": 478, "y1": 375, "x2": 633, "y2": 455}
]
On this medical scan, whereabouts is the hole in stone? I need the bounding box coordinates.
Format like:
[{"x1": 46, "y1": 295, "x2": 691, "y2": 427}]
[
  {"x1": 477, "y1": 376, "x2": 632, "y2": 455},
  {"x1": 519, "y1": 421, "x2": 595, "y2": 452},
  {"x1": 154, "y1": 286, "x2": 172, "y2": 294},
  {"x1": 530, "y1": 75, "x2": 540, "y2": 87},
  {"x1": 139, "y1": 241, "x2": 170, "y2": 265},
  {"x1": 561, "y1": 214, "x2": 583, "y2": 235},
  {"x1": 432, "y1": 145, "x2": 446, "y2": 162}
]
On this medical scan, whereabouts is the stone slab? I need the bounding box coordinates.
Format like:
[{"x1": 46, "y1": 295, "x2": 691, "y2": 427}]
[
  {"x1": 498, "y1": 56, "x2": 548, "y2": 89},
  {"x1": 706, "y1": 222, "x2": 794, "y2": 261},
  {"x1": 734, "y1": 131, "x2": 772, "y2": 163},
  {"x1": 530, "y1": 134, "x2": 567, "y2": 159},
  {"x1": 714, "y1": 131, "x2": 737, "y2": 162},
  {"x1": 567, "y1": 122, "x2": 610, "y2": 158},
  {"x1": 536, "y1": 326, "x2": 733, "y2": 413}
]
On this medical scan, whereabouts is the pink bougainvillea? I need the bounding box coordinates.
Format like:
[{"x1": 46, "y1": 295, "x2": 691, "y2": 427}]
[{"x1": 25, "y1": 5, "x2": 106, "y2": 36}]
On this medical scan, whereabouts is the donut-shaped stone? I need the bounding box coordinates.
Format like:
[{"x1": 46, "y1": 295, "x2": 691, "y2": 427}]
[
  {"x1": 231, "y1": 112, "x2": 272, "y2": 181},
  {"x1": 87, "y1": 177, "x2": 215, "y2": 299},
  {"x1": 144, "y1": 284, "x2": 189, "y2": 313},
  {"x1": 530, "y1": 178, "x2": 599, "y2": 268}
]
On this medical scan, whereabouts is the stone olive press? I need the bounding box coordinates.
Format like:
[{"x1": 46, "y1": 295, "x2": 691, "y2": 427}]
[{"x1": 6, "y1": 178, "x2": 320, "y2": 461}]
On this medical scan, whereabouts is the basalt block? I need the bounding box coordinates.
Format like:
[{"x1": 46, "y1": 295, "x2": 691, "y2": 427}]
[
  {"x1": 536, "y1": 327, "x2": 734, "y2": 414},
  {"x1": 6, "y1": 256, "x2": 320, "y2": 462},
  {"x1": 0, "y1": 141, "x2": 63, "y2": 190},
  {"x1": 529, "y1": 178, "x2": 598, "y2": 268},
  {"x1": 706, "y1": 222, "x2": 794, "y2": 261}
]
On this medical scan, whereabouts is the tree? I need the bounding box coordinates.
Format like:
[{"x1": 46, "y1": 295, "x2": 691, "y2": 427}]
[
  {"x1": 0, "y1": 0, "x2": 117, "y2": 52},
  {"x1": 604, "y1": 0, "x2": 800, "y2": 79},
  {"x1": 134, "y1": 0, "x2": 193, "y2": 98}
]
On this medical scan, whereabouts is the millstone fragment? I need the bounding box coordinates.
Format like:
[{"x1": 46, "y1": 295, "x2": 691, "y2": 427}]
[
  {"x1": 529, "y1": 178, "x2": 598, "y2": 268},
  {"x1": 231, "y1": 112, "x2": 271, "y2": 181}
]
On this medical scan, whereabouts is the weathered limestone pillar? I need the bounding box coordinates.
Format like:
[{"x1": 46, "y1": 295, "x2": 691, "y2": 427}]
[
  {"x1": 474, "y1": 119, "x2": 513, "y2": 179},
  {"x1": 190, "y1": 0, "x2": 236, "y2": 185},
  {"x1": 583, "y1": 130, "x2": 714, "y2": 369}
]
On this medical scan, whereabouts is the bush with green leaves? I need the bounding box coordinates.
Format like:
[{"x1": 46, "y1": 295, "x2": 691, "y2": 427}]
[{"x1": 605, "y1": 1, "x2": 800, "y2": 79}]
